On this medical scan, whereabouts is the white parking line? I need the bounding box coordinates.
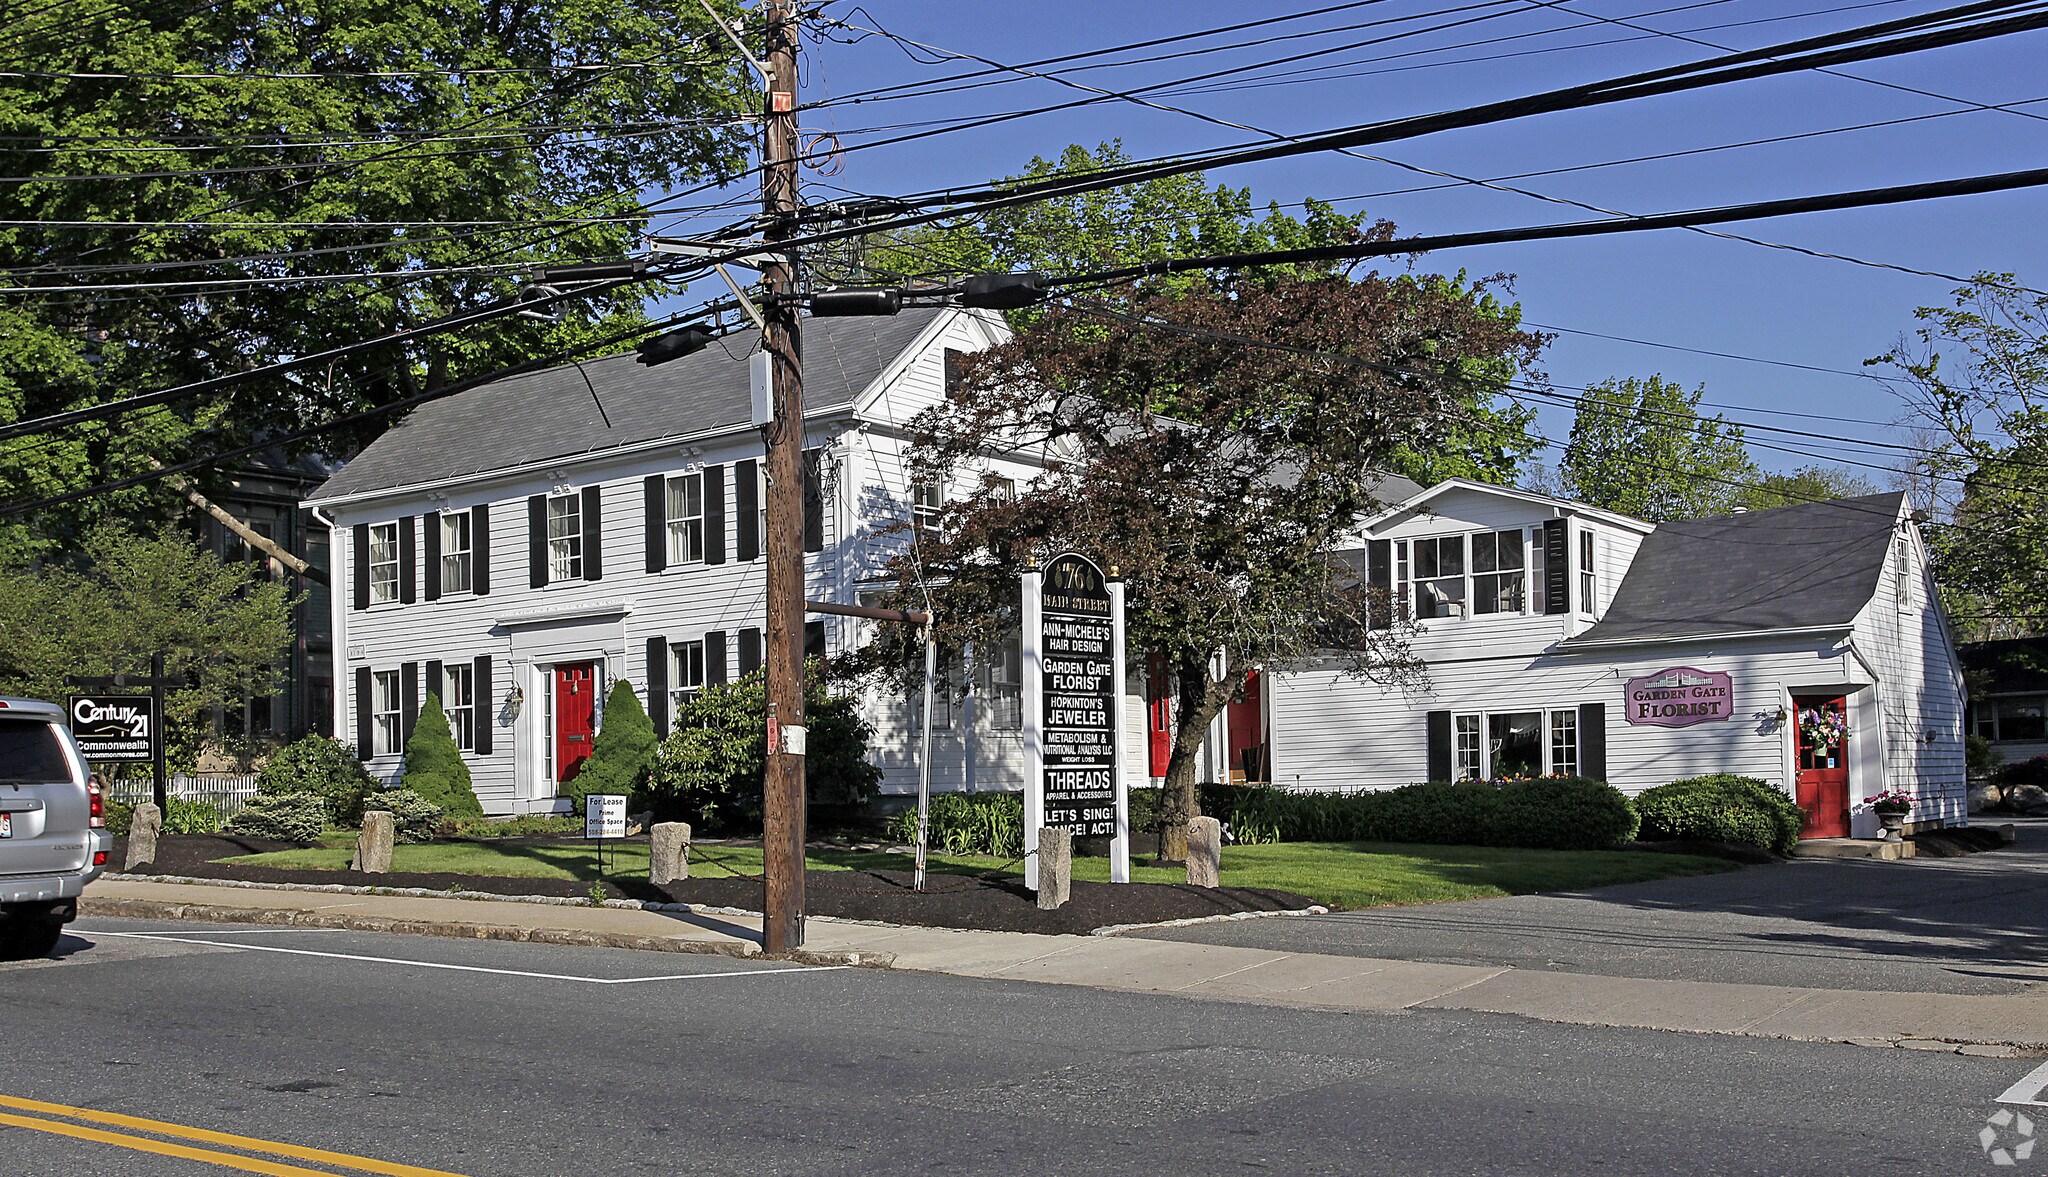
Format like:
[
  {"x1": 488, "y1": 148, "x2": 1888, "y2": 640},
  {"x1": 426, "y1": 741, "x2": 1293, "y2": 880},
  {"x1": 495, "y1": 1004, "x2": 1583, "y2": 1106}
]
[
  {"x1": 98, "y1": 928, "x2": 349, "y2": 937},
  {"x1": 86, "y1": 930, "x2": 847, "y2": 985},
  {"x1": 1997, "y1": 1059, "x2": 2048, "y2": 1107}
]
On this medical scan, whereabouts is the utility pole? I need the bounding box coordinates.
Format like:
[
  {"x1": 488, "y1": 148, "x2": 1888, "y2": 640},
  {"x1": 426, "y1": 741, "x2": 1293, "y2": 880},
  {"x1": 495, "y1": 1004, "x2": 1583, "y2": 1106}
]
[{"x1": 760, "y1": 0, "x2": 807, "y2": 955}]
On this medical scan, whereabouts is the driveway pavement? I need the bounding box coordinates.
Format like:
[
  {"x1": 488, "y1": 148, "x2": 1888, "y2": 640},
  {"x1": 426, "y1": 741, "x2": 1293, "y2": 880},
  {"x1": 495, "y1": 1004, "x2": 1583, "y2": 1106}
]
[{"x1": 1136, "y1": 823, "x2": 2048, "y2": 995}]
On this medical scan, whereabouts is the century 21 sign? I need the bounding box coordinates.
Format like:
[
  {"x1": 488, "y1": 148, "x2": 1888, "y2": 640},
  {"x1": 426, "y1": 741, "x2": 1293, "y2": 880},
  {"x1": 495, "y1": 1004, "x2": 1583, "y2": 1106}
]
[{"x1": 67, "y1": 695, "x2": 157, "y2": 762}]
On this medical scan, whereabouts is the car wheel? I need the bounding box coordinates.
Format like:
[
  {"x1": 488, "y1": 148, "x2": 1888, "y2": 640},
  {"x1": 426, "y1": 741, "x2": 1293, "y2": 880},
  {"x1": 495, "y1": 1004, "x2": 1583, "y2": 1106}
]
[{"x1": 0, "y1": 919, "x2": 62, "y2": 961}]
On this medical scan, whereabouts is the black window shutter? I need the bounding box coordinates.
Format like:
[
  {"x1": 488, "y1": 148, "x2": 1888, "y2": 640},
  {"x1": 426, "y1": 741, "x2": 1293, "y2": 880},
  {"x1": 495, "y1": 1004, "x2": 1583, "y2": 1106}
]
[
  {"x1": 803, "y1": 449, "x2": 824, "y2": 553},
  {"x1": 471, "y1": 503, "x2": 491, "y2": 597},
  {"x1": 471, "y1": 504, "x2": 491, "y2": 596},
  {"x1": 424, "y1": 659, "x2": 443, "y2": 712},
  {"x1": 646, "y1": 636, "x2": 669, "y2": 738},
  {"x1": 424, "y1": 514, "x2": 442, "y2": 601},
  {"x1": 1544, "y1": 519, "x2": 1570, "y2": 615},
  {"x1": 735, "y1": 458, "x2": 760, "y2": 561},
  {"x1": 473, "y1": 655, "x2": 494, "y2": 754},
  {"x1": 705, "y1": 465, "x2": 727, "y2": 566},
  {"x1": 1368, "y1": 538, "x2": 1392, "y2": 629},
  {"x1": 644, "y1": 475, "x2": 667, "y2": 574},
  {"x1": 1426, "y1": 710, "x2": 1452, "y2": 783},
  {"x1": 738, "y1": 627, "x2": 762, "y2": 675},
  {"x1": 528, "y1": 495, "x2": 548, "y2": 588},
  {"x1": 581, "y1": 486, "x2": 602, "y2": 581},
  {"x1": 705, "y1": 631, "x2": 728, "y2": 686},
  {"x1": 804, "y1": 619, "x2": 826, "y2": 662},
  {"x1": 401, "y1": 661, "x2": 420, "y2": 747},
  {"x1": 399, "y1": 516, "x2": 417, "y2": 604},
  {"x1": 1578, "y1": 703, "x2": 1607, "y2": 781},
  {"x1": 352, "y1": 525, "x2": 370, "y2": 610},
  {"x1": 355, "y1": 666, "x2": 373, "y2": 759}
]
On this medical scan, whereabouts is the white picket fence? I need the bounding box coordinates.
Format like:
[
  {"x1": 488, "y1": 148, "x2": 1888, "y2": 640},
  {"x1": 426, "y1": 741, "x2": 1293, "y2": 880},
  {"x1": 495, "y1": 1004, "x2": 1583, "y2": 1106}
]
[{"x1": 105, "y1": 775, "x2": 261, "y2": 817}]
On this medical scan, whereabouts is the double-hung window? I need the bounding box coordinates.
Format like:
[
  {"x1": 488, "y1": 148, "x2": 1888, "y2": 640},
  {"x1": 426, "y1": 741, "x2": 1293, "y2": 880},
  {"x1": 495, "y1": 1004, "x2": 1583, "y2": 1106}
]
[
  {"x1": 912, "y1": 482, "x2": 944, "y2": 537},
  {"x1": 1549, "y1": 709, "x2": 1578, "y2": 777},
  {"x1": 666, "y1": 473, "x2": 705, "y2": 565},
  {"x1": 1578, "y1": 530, "x2": 1597, "y2": 615},
  {"x1": 440, "y1": 512, "x2": 473, "y2": 595},
  {"x1": 372, "y1": 670, "x2": 403, "y2": 756},
  {"x1": 547, "y1": 493, "x2": 582, "y2": 581},
  {"x1": 1471, "y1": 529, "x2": 1525, "y2": 615},
  {"x1": 979, "y1": 632, "x2": 1023, "y2": 730},
  {"x1": 1453, "y1": 715, "x2": 1482, "y2": 780},
  {"x1": 368, "y1": 522, "x2": 400, "y2": 604},
  {"x1": 1529, "y1": 527, "x2": 1547, "y2": 613},
  {"x1": 443, "y1": 663, "x2": 475, "y2": 750},
  {"x1": 670, "y1": 640, "x2": 705, "y2": 717},
  {"x1": 1412, "y1": 535, "x2": 1466, "y2": 619}
]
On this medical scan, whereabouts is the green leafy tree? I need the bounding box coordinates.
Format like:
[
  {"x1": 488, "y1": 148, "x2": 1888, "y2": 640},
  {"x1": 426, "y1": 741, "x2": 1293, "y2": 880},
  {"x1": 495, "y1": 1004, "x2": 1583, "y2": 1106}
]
[
  {"x1": 843, "y1": 273, "x2": 1542, "y2": 859},
  {"x1": 1736, "y1": 465, "x2": 1878, "y2": 511},
  {"x1": 853, "y1": 142, "x2": 1538, "y2": 484},
  {"x1": 1558, "y1": 376, "x2": 1760, "y2": 521},
  {"x1": 400, "y1": 692, "x2": 481, "y2": 820},
  {"x1": 0, "y1": 1, "x2": 752, "y2": 556},
  {"x1": 0, "y1": 524, "x2": 293, "y2": 771},
  {"x1": 562, "y1": 680, "x2": 658, "y2": 812},
  {"x1": 645, "y1": 664, "x2": 880, "y2": 833},
  {"x1": 1874, "y1": 272, "x2": 2048, "y2": 636}
]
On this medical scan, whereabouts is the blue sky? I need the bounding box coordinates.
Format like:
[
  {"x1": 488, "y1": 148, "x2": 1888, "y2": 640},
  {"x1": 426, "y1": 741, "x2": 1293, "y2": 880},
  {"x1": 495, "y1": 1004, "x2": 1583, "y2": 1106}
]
[{"x1": 661, "y1": 1, "x2": 2048, "y2": 490}]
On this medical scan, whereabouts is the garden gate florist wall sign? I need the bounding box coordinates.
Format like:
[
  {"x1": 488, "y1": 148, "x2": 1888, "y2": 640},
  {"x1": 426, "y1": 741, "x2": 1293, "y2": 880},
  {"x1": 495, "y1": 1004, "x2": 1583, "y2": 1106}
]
[{"x1": 1624, "y1": 666, "x2": 1734, "y2": 727}]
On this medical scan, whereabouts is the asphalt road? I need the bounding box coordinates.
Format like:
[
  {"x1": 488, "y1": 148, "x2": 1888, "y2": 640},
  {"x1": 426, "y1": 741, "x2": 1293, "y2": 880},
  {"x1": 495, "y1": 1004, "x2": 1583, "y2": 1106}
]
[
  {"x1": 1140, "y1": 833, "x2": 2048, "y2": 995},
  {"x1": 0, "y1": 918, "x2": 2035, "y2": 1175}
]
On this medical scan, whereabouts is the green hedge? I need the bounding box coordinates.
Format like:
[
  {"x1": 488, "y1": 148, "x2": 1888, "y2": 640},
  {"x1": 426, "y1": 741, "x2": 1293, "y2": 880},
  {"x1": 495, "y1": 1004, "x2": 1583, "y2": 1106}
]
[
  {"x1": 1218, "y1": 778, "x2": 1639, "y2": 851},
  {"x1": 1632, "y1": 774, "x2": 1802, "y2": 854}
]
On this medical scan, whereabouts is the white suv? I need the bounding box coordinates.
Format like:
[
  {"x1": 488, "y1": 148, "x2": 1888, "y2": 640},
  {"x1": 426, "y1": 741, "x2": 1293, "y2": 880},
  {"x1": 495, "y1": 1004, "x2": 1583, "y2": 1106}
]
[{"x1": 0, "y1": 697, "x2": 111, "y2": 958}]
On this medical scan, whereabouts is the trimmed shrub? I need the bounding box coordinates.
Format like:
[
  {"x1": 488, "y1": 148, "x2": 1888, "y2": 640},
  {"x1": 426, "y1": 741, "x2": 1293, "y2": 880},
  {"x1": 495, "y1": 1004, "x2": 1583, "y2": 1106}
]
[
  {"x1": 400, "y1": 693, "x2": 483, "y2": 820},
  {"x1": 224, "y1": 792, "x2": 327, "y2": 843},
  {"x1": 1484, "y1": 777, "x2": 1639, "y2": 850},
  {"x1": 104, "y1": 798, "x2": 134, "y2": 837},
  {"x1": 257, "y1": 735, "x2": 374, "y2": 826},
  {"x1": 889, "y1": 792, "x2": 1025, "y2": 858},
  {"x1": 1632, "y1": 774, "x2": 1802, "y2": 854},
  {"x1": 163, "y1": 797, "x2": 224, "y2": 835},
  {"x1": 646, "y1": 663, "x2": 881, "y2": 833},
  {"x1": 447, "y1": 814, "x2": 583, "y2": 839},
  {"x1": 562, "y1": 681, "x2": 658, "y2": 813},
  {"x1": 1216, "y1": 778, "x2": 1638, "y2": 851},
  {"x1": 363, "y1": 788, "x2": 446, "y2": 843}
]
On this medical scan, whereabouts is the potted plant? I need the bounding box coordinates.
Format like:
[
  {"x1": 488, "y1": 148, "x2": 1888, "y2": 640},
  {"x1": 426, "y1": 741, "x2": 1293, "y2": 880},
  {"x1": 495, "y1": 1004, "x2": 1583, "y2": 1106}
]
[{"x1": 1862, "y1": 790, "x2": 1915, "y2": 842}]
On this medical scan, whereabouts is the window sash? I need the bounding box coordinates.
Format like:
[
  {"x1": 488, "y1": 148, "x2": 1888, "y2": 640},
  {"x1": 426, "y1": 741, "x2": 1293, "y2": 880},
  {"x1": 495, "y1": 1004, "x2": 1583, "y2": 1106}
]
[
  {"x1": 670, "y1": 640, "x2": 706, "y2": 715},
  {"x1": 1471, "y1": 529, "x2": 1525, "y2": 615},
  {"x1": 1453, "y1": 714, "x2": 1481, "y2": 781},
  {"x1": 1578, "y1": 531, "x2": 1596, "y2": 614},
  {"x1": 372, "y1": 670, "x2": 402, "y2": 756},
  {"x1": 912, "y1": 482, "x2": 944, "y2": 535},
  {"x1": 547, "y1": 495, "x2": 582, "y2": 580},
  {"x1": 368, "y1": 523, "x2": 399, "y2": 603},
  {"x1": 980, "y1": 634, "x2": 1023, "y2": 730},
  {"x1": 1414, "y1": 536, "x2": 1466, "y2": 619},
  {"x1": 443, "y1": 664, "x2": 475, "y2": 750},
  {"x1": 666, "y1": 474, "x2": 705, "y2": 565},
  {"x1": 439, "y1": 513, "x2": 472, "y2": 594},
  {"x1": 1550, "y1": 709, "x2": 1578, "y2": 777}
]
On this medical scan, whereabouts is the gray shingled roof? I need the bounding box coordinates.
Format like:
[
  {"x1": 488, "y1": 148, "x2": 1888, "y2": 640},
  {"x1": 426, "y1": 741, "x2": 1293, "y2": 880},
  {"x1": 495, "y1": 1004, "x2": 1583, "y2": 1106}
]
[
  {"x1": 311, "y1": 308, "x2": 947, "y2": 501},
  {"x1": 1563, "y1": 492, "x2": 1906, "y2": 647}
]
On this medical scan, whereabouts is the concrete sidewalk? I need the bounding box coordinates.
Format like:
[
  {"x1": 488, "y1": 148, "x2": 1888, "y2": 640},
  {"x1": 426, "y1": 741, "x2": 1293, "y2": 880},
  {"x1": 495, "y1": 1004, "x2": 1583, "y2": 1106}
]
[{"x1": 81, "y1": 877, "x2": 2048, "y2": 1056}]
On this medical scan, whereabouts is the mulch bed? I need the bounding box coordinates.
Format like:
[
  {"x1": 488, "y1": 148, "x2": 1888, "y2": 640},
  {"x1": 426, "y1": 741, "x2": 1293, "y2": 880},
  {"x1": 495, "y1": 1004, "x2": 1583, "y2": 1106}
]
[{"x1": 111, "y1": 834, "x2": 1317, "y2": 936}]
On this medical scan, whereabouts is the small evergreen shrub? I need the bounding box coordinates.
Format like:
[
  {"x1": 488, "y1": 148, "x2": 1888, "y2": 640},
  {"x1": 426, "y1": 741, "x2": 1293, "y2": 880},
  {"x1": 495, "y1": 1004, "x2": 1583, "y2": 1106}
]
[
  {"x1": 889, "y1": 792, "x2": 1025, "y2": 858},
  {"x1": 562, "y1": 681, "x2": 658, "y2": 812},
  {"x1": 257, "y1": 735, "x2": 374, "y2": 826},
  {"x1": 363, "y1": 788, "x2": 446, "y2": 843},
  {"x1": 163, "y1": 797, "x2": 224, "y2": 835},
  {"x1": 400, "y1": 693, "x2": 483, "y2": 820},
  {"x1": 1632, "y1": 774, "x2": 1803, "y2": 854},
  {"x1": 104, "y1": 798, "x2": 134, "y2": 837},
  {"x1": 225, "y1": 792, "x2": 328, "y2": 843}
]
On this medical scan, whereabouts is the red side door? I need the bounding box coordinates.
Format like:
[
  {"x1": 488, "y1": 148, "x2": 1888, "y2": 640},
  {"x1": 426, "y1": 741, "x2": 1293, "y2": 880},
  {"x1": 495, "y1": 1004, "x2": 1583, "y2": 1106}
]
[
  {"x1": 554, "y1": 663, "x2": 597, "y2": 783},
  {"x1": 1226, "y1": 669, "x2": 1267, "y2": 784},
  {"x1": 1145, "y1": 654, "x2": 1171, "y2": 779},
  {"x1": 1794, "y1": 693, "x2": 1849, "y2": 839}
]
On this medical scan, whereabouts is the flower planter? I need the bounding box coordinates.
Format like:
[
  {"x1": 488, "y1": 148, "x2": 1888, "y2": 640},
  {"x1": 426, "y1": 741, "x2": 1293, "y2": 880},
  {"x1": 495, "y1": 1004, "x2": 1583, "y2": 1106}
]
[{"x1": 1876, "y1": 811, "x2": 1908, "y2": 842}]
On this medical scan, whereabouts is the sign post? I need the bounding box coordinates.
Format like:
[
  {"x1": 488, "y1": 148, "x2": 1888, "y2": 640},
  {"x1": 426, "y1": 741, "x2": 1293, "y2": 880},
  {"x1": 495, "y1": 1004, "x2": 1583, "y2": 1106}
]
[
  {"x1": 1022, "y1": 552, "x2": 1128, "y2": 891},
  {"x1": 65, "y1": 653, "x2": 174, "y2": 813},
  {"x1": 585, "y1": 793, "x2": 627, "y2": 881}
]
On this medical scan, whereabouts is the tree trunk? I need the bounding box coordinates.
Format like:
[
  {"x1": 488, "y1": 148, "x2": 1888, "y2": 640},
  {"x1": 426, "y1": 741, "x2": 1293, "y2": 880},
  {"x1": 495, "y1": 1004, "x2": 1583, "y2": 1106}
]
[{"x1": 1158, "y1": 649, "x2": 1236, "y2": 863}]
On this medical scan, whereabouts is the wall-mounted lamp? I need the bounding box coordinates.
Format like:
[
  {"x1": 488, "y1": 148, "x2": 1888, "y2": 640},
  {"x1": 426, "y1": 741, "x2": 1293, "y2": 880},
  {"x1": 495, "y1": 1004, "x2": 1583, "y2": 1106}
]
[{"x1": 504, "y1": 685, "x2": 525, "y2": 723}]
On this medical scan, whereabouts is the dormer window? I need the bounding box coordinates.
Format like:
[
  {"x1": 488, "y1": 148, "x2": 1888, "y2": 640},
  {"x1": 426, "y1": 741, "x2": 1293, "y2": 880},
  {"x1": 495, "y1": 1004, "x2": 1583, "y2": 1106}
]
[
  {"x1": 1578, "y1": 530, "x2": 1597, "y2": 615},
  {"x1": 1412, "y1": 536, "x2": 1466, "y2": 619},
  {"x1": 1471, "y1": 530, "x2": 1525, "y2": 615}
]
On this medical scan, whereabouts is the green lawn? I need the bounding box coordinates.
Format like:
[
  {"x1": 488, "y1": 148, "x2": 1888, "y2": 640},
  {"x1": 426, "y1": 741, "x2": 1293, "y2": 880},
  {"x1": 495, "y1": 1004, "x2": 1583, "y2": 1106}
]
[{"x1": 226, "y1": 838, "x2": 1733, "y2": 908}]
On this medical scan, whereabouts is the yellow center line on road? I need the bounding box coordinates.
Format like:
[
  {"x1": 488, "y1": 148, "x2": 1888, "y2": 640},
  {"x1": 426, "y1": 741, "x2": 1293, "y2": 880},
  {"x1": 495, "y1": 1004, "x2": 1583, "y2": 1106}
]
[{"x1": 0, "y1": 1094, "x2": 474, "y2": 1177}]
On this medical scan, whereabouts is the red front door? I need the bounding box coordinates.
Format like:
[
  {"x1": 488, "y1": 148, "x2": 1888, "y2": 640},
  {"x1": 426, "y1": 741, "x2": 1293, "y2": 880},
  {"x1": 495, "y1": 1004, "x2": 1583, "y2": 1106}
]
[
  {"x1": 1145, "y1": 654, "x2": 1172, "y2": 779},
  {"x1": 1227, "y1": 669, "x2": 1268, "y2": 784},
  {"x1": 1794, "y1": 694, "x2": 1849, "y2": 839},
  {"x1": 554, "y1": 663, "x2": 597, "y2": 784}
]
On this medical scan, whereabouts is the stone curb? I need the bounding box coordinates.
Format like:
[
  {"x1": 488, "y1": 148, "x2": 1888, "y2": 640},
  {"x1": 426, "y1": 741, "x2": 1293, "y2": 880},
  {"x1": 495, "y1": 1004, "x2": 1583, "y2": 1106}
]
[
  {"x1": 106, "y1": 872, "x2": 767, "y2": 919},
  {"x1": 78, "y1": 896, "x2": 886, "y2": 970},
  {"x1": 1090, "y1": 905, "x2": 1331, "y2": 936}
]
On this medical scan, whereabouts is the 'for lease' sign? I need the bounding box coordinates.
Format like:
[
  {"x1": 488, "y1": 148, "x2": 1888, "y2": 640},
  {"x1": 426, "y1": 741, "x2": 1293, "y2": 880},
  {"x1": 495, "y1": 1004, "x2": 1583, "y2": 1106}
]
[{"x1": 1624, "y1": 667, "x2": 1734, "y2": 727}]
